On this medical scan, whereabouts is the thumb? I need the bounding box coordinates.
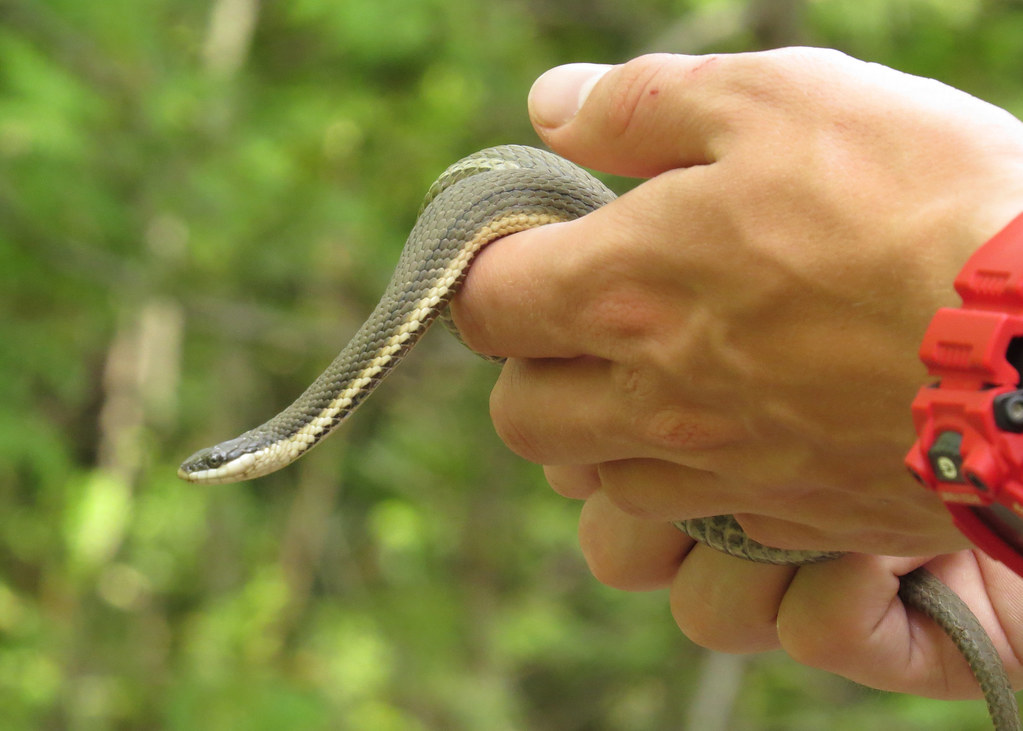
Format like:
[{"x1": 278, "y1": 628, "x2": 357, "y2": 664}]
[{"x1": 528, "y1": 53, "x2": 727, "y2": 178}]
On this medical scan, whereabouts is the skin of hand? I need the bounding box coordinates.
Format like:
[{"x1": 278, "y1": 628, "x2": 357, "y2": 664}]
[{"x1": 448, "y1": 49, "x2": 1023, "y2": 697}]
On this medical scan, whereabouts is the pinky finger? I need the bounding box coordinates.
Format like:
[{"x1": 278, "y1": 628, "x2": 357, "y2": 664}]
[{"x1": 777, "y1": 554, "x2": 991, "y2": 699}]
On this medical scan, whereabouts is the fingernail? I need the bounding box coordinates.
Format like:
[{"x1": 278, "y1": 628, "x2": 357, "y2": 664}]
[{"x1": 528, "y1": 63, "x2": 613, "y2": 129}]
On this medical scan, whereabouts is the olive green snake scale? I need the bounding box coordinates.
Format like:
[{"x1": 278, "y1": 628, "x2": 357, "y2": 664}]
[{"x1": 179, "y1": 145, "x2": 1020, "y2": 730}]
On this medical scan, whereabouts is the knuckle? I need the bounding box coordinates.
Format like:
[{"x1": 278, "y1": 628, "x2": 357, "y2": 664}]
[
  {"x1": 543, "y1": 464, "x2": 599, "y2": 499},
  {"x1": 777, "y1": 608, "x2": 839, "y2": 669},
  {"x1": 606, "y1": 494, "x2": 659, "y2": 522},
  {"x1": 671, "y1": 591, "x2": 766, "y2": 654},
  {"x1": 686, "y1": 47, "x2": 853, "y2": 130},
  {"x1": 447, "y1": 289, "x2": 497, "y2": 358},
  {"x1": 644, "y1": 408, "x2": 705, "y2": 453},
  {"x1": 584, "y1": 548, "x2": 643, "y2": 590},
  {"x1": 600, "y1": 53, "x2": 695, "y2": 142},
  {"x1": 597, "y1": 462, "x2": 662, "y2": 521},
  {"x1": 582, "y1": 530, "x2": 677, "y2": 592},
  {"x1": 578, "y1": 497, "x2": 683, "y2": 591},
  {"x1": 669, "y1": 594, "x2": 724, "y2": 649},
  {"x1": 596, "y1": 48, "x2": 856, "y2": 151},
  {"x1": 748, "y1": 46, "x2": 851, "y2": 74},
  {"x1": 589, "y1": 290, "x2": 661, "y2": 344},
  {"x1": 726, "y1": 46, "x2": 847, "y2": 86},
  {"x1": 445, "y1": 305, "x2": 483, "y2": 354},
  {"x1": 611, "y1": 365, "x2": 713, "y2": 453},
  {"x1": 488, "y1": 368, "x2": 543, "y2": 463},
  {"x1": 669, "y1": 553, "x2": 783, "y2": 654}
]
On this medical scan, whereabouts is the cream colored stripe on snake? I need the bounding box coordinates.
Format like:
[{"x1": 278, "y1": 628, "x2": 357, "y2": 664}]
[{"x1": 178, "y1": 145, "x2": 1019, "y2": 730}]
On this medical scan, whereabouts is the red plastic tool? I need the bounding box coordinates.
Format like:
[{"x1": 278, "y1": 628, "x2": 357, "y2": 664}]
[{"x1": 907, "y1": 212, "x2": 1023, "y2": 575}]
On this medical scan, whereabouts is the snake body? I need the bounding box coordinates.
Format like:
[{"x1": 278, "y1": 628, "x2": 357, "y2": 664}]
[{"x1": 179, "y1": 145, "x2": 1019, "y2": 730}]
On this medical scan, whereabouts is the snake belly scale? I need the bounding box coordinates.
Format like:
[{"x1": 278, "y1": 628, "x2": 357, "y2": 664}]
[{"x1": 178, "y1": 145, "x2": 1019, "y2": 730}]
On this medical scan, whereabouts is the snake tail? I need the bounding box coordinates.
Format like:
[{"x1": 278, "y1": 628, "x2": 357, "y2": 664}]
[
  {"x1": 677, "y1": 516, "x2": 1019, "y2": 731},
  {"x1": 898, "y1": 567, "x2": 1021, "y2": 731}
]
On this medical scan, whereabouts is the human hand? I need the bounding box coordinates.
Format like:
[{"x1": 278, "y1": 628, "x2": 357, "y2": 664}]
[
  {"x1": 449, "y1": 49, "x2": 1023, "y2": 697},
  {"x1": 452, "y1": 49, "x2": 1023, "y2": 557}
]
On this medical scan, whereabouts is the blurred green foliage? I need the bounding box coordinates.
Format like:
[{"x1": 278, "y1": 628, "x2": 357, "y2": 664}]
[{"x1": 2, "y1": 0, "x2": 1023, "y2": 728}]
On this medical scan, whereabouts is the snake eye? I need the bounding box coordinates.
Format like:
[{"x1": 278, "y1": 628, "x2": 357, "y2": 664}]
[{"x1": 206, "y1": 449, "x2": 226, "y2": 468}]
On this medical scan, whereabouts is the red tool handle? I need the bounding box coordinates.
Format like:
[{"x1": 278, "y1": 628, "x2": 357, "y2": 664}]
[{"x1": 906, "y1": 212, "x2": 1023, "y2": 575}]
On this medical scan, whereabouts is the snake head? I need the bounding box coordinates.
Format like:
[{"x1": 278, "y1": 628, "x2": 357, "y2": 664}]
[{"x1": 177, "y1": 437, "x2": 257, "y2": 484}]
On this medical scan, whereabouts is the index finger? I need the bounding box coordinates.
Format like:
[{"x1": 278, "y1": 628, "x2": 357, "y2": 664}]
[
  {"x1": 449, "y1": 182, "x2": 668, "y2": 361},
  {"x1": 449, "y1": 164, "x2": 715, "y2": 361},
  {"x1": 448, "y1": 218, "x2": 589, "y2": 360}
]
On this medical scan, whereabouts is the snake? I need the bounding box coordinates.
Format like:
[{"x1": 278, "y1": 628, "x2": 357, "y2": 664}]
[{"x1": 178, "y1": 144, "x2": 1020, "y2": 730}]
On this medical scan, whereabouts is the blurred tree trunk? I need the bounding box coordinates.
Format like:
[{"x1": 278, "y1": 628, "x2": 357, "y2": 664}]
[{"x1": 748, "y1": 0, "x2": 807, "y2": 48}]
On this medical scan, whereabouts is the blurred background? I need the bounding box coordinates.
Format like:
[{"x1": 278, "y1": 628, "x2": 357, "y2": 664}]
[{"x1": 3, "y1": 0, "x2": 1023, "y2": 729}]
